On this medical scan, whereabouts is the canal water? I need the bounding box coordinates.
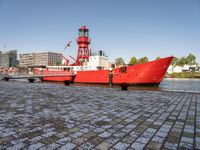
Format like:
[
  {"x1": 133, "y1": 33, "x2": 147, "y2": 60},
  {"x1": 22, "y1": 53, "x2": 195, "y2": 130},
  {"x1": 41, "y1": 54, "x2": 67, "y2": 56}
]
[
  {"x1": 1, "y1": 77, "x2": 200, "y2": 93},
  {"x1": 160, "y1": 78, "x2": 200, "y2": 93}
]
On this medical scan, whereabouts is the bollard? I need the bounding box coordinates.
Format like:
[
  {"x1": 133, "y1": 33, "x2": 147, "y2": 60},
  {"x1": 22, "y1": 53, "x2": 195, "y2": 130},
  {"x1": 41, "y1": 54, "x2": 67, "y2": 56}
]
[
  {"x1": 28, "y1": 78, "x2": 35, "y2": 83},
  {"x1": 109, "y1": 70, "x2": 113, "y2": 87},
  {"x1": 39, "y1": 77, "x2": 43, "y2": 82},
  {"x1": 4, "y1": 77, "x2": 9, "y2": 81},
  {"x1": 63, "y1": 80, "x2": 70, "y2": 86},
  {"x1": 120, "y1": 83, "x2": 129, "y2": 91}
]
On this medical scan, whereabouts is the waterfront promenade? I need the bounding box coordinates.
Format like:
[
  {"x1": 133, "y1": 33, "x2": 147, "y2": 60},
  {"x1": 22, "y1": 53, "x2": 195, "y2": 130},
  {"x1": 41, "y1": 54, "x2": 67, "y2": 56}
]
[{"x1": 0, "y1": 81, "x2": 199, "y2": 150}]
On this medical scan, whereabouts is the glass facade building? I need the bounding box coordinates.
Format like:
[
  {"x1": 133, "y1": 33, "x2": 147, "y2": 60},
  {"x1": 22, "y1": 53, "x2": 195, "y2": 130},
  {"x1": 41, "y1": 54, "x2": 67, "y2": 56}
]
[{"x1": 0, "y1": 50, "x2": 17, "y2": 68}]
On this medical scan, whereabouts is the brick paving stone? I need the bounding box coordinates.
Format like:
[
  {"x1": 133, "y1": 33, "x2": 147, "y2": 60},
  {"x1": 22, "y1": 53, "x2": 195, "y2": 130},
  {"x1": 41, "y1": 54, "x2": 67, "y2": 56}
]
[
  {"x1": 196, "y1": 142, "x2": 200, "y2": 149},
  {"x1": 83, "y1": 131, "x2": 97, "y2": 138},
  {"x1": 101, "y1": 125, "x2": 112, "y2": 129},
  {"x1": 106, "y1": 136, "x2": 120, "y2": 144},
  {"x1": 72, "y1": 136, "x2": 88, "y2": 145},
  {"x1": 151, "y1": 135, "x2": 165, "y2": 144},
  {"x1": 146, "y1": 140, "x2": 162, "y2": 149},
  {"x1": 93, "y1": 127, "x2": 106, "y2": 133},
  {"x1": 40, "y1": 135, "x2": 60, "y2": 145},
  {"x1": 155, "y1": 131, "x2": 168, "y2": 138},
  {"x1": 90, "y1": 136, "x2": 104, "y2": 145},
  {"x1": 26, "y1": 142, "x2": 44, "y2": 150},
  {"x1": 70, "y1": 131, "x2": 83, "y2": 138},
  {"x1": 77, "y1": 141, "x2": 95, "y2": 149},
  {"x1": 121, "y1": 136, "x2": 135, "y2": 144},
  {"x1": 56, "y1": 137, "x2": 71, "y2": 145},
  {"x1": 113, "y1": 131, "x2": 126, "y2": 138},
  {"x1": 166, "y1": 136, "x2": 180, "y2": 144},
  {"x1": 164, "y1": 142, "x2": 178, "y2": 150},
  {"x1": 196, "y1": 137, "x2": 200, "y2": 144},
  {"x1": 80, "y1": 128, "x2": 90, "y2": 133},
  {"x1": 184, "y1": 125, "x2": 194, "y2": 133},
  {"x1": 113, "y1": 141, "x2": 130, "y2": 150},
  {"x1": 59, "y1": 142, "x2": 76, "y2": 150},
  {"x1": 41, "y1": 131, "x2": 56, "y2": 138},
  {"x1": 43, "y1": 143, "x2": 61, "y2": 150},
  {"x1": 0, "y1": 81, "x2": 199, "y2": 149},
  {"x1": 182, "y1": 132, "x2": 193, "y2": 138},
  {"x1": 99, "y1": 131, "x2": 112, "y2": 138},
  {"x1": 96, "y1": 141, "x2": 112, "y2": 150},
  {"x1": 179, "y1": 136, "x2": 193, "y2": 149},
  {"x1": 131, "y1": 141, "x2": 146, "y2": 150},
  {"x1": 142, "y1": 131, "x2": 155, "y2": 138},
  {"x1": 28, "y1": 136, "x2": 43, "y2": 144},
  {"x1": 136, "y1": 136, "x2": 150, "y2": 145},
  {"x1": 6, "y1": 142, "x2": 25, "y2": 150},
  {"x1": 146, "y1": 128, "x2": 157, "y2": 134}
]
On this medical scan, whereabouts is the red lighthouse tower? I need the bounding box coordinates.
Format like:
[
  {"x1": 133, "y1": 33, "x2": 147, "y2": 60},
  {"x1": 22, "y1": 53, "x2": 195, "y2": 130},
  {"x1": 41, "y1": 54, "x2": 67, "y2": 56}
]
[{"x1": 76, "y1": 26, "x2": 91, "y2": 65}]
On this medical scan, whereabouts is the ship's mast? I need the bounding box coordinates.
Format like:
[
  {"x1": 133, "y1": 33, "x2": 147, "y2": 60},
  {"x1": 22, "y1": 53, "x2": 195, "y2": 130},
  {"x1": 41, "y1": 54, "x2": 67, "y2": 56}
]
[{"x1": 76, "y1": 26, "x2": 91, "y2": 65}]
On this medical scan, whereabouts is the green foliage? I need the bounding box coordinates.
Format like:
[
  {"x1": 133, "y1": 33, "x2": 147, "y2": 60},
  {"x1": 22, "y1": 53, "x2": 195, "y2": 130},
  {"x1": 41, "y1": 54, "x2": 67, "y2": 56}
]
[
  {"x1": 56, "y1": 60, "x2": 62, "y2": 66},
  {"x1": 170, "y1": 72, "x2": 200, "y2": 78},
  {"x1": 171, "y1": 57, "x2": 179, "y2": 73},
  {"x1": 186, "y1": 53, "x2": 196, "y2": 66},
  {"x1": 171, "y1": 57, "x2": 178, "y2": 66},
  {"x1": 137, "y1": 57, "x2": 148, "y2": 64},
  {"x1": 155, "y1": 57, "x2": 161, "y2": 60},
  {"x1": 126, "y1": 53, "x2": 197, "y2": 69},
  {"x1": 115, "y1": 57, "x2": 124, "y2": 66},
  {"x1": 171, "y1": 53, "x2": 197, "y2": 67},
  {"x1": 128, "y1": 57, "x2": 137, "y2": 65},
  {"x1": 177, "y1": 57, "x2": 187, "y2": 67}
]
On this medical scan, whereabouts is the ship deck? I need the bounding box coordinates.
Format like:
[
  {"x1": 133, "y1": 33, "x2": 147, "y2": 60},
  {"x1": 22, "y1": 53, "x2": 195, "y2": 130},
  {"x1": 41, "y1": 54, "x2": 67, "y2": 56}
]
[{"x1": 0, "y1": 81, "x2": 199, "y2": 149}]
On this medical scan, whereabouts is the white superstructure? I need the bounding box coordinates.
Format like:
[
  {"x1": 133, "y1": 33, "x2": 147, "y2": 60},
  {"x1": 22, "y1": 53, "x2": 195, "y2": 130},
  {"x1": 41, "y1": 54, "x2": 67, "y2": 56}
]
[
  {"x1": 46, "y1": 51, "x2": 109, "y2": 72},
  {"x1": 84, "y1": 55, "x2": 109, "y2": 70}
]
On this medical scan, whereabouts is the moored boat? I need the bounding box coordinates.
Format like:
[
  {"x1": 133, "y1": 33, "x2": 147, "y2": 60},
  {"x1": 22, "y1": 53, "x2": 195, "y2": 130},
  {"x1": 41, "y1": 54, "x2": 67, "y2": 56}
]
[{"x1": 34, "y1": 26, "x2": 173, "y2": 87}]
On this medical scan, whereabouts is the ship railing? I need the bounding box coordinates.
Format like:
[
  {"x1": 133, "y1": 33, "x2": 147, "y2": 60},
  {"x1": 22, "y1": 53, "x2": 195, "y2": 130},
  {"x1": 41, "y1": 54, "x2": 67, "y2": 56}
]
[
  {"x1": 40, "y1": 71, "x2": 75, "y2": 77},
  {"x1": 6, "y1": 71, "x2": 75, "y2": 78},
  {"x1": 3, "y1": 72, "x2": 30, "y2": 77}
]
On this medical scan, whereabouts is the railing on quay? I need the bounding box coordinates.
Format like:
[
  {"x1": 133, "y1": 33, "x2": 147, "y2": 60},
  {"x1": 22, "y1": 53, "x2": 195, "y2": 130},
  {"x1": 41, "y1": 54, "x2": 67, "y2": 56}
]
[{"x1": 0, "y1": 71, "x2": 76, "y2": 81}]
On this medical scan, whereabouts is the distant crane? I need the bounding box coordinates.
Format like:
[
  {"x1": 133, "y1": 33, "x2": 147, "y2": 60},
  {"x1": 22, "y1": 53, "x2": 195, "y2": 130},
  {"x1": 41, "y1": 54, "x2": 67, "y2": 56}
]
[
  {"x1": 61, "y1": 41, "x2": 72, "y2": 66},
  {"x1": 69, "y1": 55, "x2": 76, "y2": 61},
  {"x1": 69, "y1": 55, "x2": 77, "y2": 65},
  {"x1": 61, "y1": 55, "x2": 69, "y2": 66}
]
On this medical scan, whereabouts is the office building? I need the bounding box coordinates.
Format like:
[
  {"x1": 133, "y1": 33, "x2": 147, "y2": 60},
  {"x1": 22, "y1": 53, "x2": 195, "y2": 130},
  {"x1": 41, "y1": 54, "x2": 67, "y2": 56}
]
[
  {"x1": 0, "y1": 51, "x2": 2, "y2": 67},
  {"x1": 0, "y1": 50, "x2": 17, "y2": 68},
  {"x1": 19, "y1": 51, "x2": 62, "y2": 67},
  {"x1": 19, "y1": 53, "x2": 35, "y2": 67}
]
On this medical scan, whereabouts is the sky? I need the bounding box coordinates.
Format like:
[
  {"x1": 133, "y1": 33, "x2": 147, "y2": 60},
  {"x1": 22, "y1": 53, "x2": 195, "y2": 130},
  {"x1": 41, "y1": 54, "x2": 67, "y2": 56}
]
[{"x1": 0, "y1": 0, "x2": 200, "y2": 63}]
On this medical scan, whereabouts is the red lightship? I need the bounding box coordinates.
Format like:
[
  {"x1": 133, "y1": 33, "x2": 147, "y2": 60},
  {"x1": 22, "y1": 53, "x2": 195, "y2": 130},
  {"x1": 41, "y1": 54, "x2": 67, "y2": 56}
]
[{"x1": 34, "y1": 26, "x2": 173, "y2": 87}]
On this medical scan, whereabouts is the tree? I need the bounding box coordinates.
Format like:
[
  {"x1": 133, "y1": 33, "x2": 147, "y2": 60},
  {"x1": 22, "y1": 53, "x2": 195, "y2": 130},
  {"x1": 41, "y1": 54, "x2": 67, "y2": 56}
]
[
  {"x1": 56, "y1": 60, "x2": 62, "y2": 66},
  {"x1": 137, "y1": 57, "x2": 148, "y2": 64},
  {"x1": 115, "y1": 57, "x2": 125, "y2": 66},
  {"x1": 177, "y1": 57, "x2": 187, "y2": 69},
  {"x1": 128, "y1": 57, "x2": 137, "y2": 65},
  {"x1": 155, "y1": 57, "x2": 161, "y2": 60},
  {"x1": 171, "y1": 57, "x2": 178, "y2": 73},
  {"x1": 186, "y1": 53, "x2": 196, "y2": 66}
]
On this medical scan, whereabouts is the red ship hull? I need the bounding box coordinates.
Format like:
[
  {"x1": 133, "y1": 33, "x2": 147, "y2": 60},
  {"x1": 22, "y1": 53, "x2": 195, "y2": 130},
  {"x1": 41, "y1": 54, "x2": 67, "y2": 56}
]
[
  {"x1": 34, "y1": 56, "x2": 173, "y2": 87},
  {"x1": 42, "y1": 76, "x2": 73, "y2": 82}
]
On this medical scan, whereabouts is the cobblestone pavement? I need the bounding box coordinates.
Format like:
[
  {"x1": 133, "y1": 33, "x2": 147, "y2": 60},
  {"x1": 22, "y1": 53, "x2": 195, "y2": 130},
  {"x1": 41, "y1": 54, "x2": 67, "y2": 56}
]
[{"x1": 0, "y1": 81, "x2": 200, "y2": 150}]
